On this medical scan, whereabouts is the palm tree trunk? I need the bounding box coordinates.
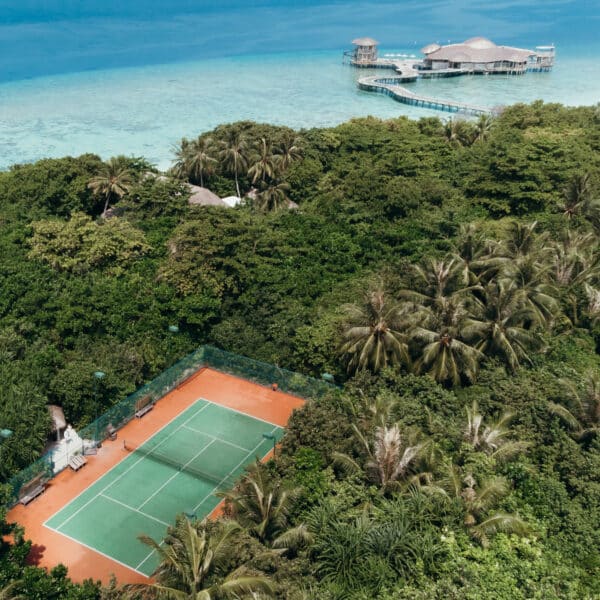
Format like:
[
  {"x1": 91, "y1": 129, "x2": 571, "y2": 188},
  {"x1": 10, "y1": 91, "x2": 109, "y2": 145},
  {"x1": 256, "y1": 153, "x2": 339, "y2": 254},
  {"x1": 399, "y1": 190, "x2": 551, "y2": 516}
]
[
  {"x1": 200, "y1": 170, "x2": 204, "y2": 188},
  {"x1": 234, "y1": 169, "x2": 241, "y2": 198},
  {"x1": 103, "y1": 193, "x2": 111, "y2": 217}
]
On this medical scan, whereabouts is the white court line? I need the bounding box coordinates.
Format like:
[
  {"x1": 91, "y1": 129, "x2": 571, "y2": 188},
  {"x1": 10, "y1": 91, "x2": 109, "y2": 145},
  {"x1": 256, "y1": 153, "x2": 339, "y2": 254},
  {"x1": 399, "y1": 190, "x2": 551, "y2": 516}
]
[
  {"x1": 200, "y1": 397, "x2": 282, "y2": 428},
  {"x1": 137, "y1": 439, "x2": 217, "y2": 511},
  {"x1": 192, "y1": 423, "x2": 279, "y2": 513},
  {"x1": 44, "y1": 522, "x2": 151, "y2": 578},
  {"x1": 182, "y1": 424, "x2": 253, "y2": 453},
  {"x1": 101, "y1": 493, "x2": 170, "y2": 527},
  {"x1": 46, "y1": 401, "x2": 210, "y2": 531},
  {"x1": 135, "y1": 422, "x2": 280, "y2": 572}
]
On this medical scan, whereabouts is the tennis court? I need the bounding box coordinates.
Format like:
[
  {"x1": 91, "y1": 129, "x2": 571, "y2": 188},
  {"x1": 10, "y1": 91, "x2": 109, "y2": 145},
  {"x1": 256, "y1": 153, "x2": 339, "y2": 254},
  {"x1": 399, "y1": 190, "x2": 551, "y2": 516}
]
[{"x1": 44, "y1": 398, "x2": 282, "y2": 576}]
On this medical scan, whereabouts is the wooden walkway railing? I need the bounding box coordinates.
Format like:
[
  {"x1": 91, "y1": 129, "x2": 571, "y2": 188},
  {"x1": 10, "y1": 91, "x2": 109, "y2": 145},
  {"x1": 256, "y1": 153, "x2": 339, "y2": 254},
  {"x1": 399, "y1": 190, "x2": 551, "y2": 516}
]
[{"x1": 357, "y1": 75, "x2": 492, "y2": 116}]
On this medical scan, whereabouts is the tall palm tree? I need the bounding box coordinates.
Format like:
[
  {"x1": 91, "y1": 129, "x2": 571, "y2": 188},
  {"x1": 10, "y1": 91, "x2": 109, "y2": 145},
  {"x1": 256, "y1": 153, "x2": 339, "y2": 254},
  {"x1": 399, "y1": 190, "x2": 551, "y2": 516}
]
[
  {"x1": 219, "y1": 459, "x2": 309, "y2": 550},
  {"x1": 451, "y1": 223, "x2": 502, "y2": 286},
  {"x1": 219, "y1": 131, "x2": 249, "y2": 198},
  {"x1": 187, "y1": 137, "x2": 217, "y2": 187},
  {"x1": 548, "y1": 230, "x2": 599, "y2": 324},
  {"x1": 499, "y1": 221, "x2": 547, "y2": 261},
  {"x1": 172, "y1": 137, "x2": 192, "y2": 179},
  {"x1": 549, "y1": 371, "x2": 600, "y2": 442},
  {"x1": 411, "y1": 300, "x2": 482, "y2": 386},
  {"x1": 248, "y1": 138, "x2": 276, "y2": 184},
  {"x1": 88, "y1": 157, "x2": 134, "y2": 216},
  {"x1": 339, "y1": 288, "x2": 411, "y2": 374},
  {"x1": 333, "y1": 423, "x2": 426, "y2": 493},
  {"x1": 462, "y1": 281, "x2": 543, "y2": 372},
  {"x1": 273, "y1": 134, "x2": 302, "y2": 173},
  {"x1": 254, "y1": 181, "x2": 290, "y2": 212},
  {"x1": 133, "y1": 517, "x2": 273, "y2": 599},
  {"x1": 501, "y1": 256, "x2": 560, "y2": 326},
  {"x1": 443, "y1": 468, "x2": 530, "y2": 547}
]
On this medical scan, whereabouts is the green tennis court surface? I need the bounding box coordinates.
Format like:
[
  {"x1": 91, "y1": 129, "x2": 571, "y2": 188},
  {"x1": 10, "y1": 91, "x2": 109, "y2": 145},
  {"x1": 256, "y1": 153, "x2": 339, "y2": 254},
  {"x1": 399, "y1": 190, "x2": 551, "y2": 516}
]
[{"x1": 45, "y1": 399, "x2": 282, "y2": 576}]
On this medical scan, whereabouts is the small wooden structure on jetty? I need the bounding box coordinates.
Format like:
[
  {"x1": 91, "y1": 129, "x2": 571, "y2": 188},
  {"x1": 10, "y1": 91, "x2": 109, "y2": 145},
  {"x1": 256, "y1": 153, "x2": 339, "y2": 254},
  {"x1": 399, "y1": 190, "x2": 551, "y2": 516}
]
[
  {"x1": 346, "y1": 36, "x2": 554, "y2": 116},
  {"x1": 358, "y1": 76, "x2": 492, "y2": 116}
]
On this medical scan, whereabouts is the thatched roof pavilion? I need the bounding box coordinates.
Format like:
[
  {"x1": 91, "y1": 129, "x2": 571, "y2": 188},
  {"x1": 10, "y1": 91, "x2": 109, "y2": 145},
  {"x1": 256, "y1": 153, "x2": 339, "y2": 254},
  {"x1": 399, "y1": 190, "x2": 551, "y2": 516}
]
[
  {"x1": 421, "y1": 37, "x2": 534, "y2": 73},
  {"x1": 350, "y1": 37, "x2": 379, "y2": 63},
  {"x1": 187, "y1": 185, "x2": 228, "y2": 207}
]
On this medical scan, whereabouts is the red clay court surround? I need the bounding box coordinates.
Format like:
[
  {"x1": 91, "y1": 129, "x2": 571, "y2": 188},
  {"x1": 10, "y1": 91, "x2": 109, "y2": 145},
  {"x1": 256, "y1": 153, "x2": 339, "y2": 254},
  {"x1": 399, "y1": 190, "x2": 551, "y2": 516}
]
[{"x1": 6, "y1": 368, "x2": 304, "y2": 584}]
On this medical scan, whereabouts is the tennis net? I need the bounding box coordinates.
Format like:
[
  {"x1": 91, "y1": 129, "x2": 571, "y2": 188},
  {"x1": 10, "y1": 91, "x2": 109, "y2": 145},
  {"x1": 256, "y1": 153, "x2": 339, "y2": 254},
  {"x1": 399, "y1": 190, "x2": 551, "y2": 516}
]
[{"x1": 124, "y1": 441, "x2": 228, "y2": 487}]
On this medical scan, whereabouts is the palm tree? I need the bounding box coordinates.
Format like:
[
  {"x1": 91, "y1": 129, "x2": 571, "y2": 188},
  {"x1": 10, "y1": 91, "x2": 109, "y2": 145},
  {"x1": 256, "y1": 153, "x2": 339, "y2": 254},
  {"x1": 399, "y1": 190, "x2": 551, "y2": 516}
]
[
  {"x1": 462, "y1": 281, "x2": 543, "y2": 372},
  {"x1": 339, "y1": 288, "x2": 411, "y2": 374},
  {"x1": 248, "y1": 138, "x2": 276, "y2": 184},
  {"x1": 333, "y1": 423, "x2": 426, "y2": 493},
  {"x1": 549, "y1": 371, "x2": 600, "y2": 442},
  {"x1": 443, "y1": 468, "x2": 530, "y2": 547},
  {"x1": 451, "y1": 223, "x2": 502, "y2": 286},
  {"x1": 499, "y1": 221, "x2": 547, "y2": 261},
  {"x1": 584, "y1": 283, "x2": 600, "y2": 326},
  {"x1": 273, "y1": 134, "x2": 302, "y2": 172},
  {"x1": 254, "y1": 181, "x2": 291, "y2": 212},
  {"x1": 442, "y1": 119, "x2": 474, "y2": 147},
  {"x1": 463, "y1": 400, "x2": 529, "y2": 461},
  {"x1": 219, "y1": 459, "x2": 310, "y2": 550},
  {"x1": 411, "y1": 299, "x2": 482, "y2": 386},
  {"x1": 561, "y1": 172, "x2": 594, "y2": 219},
  {"x1": 548, "y1": 230, "x2": 599, "y2": 324},
  {"x1": 187, "y1": 137, "x2": 217, "y2": 187},
  {"x1": 473, "y1": 114, "x2": 495, "y2": 142},
  {"x1": 172, "y1": 137, "x2": 192, "y2": 179},
  {"x1": 501, "y1": 256, "x2": 560, "y2": 326},
  {"x1": 400, "y1": 257, "x2": 476, "y2": 313},
  {"x1": 88, "y1": 157, "x2": 134, "y2": 216},
  {"x1": 0, "y1": 581, "x2": 24, "y2": 600},
  {"x1": 132, "y1": 516, "x2": 273, "y2": 599},
  {"x1": 219, "y1": 131, "x2": 249, "y2": 198}
]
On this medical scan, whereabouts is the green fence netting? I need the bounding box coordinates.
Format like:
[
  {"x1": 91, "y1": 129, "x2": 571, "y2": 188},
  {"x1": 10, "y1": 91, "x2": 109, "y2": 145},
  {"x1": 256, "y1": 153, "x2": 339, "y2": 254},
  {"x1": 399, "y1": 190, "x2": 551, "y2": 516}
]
[{"x1": 4, "y1": 346, "x2": 334, "y2": 507}]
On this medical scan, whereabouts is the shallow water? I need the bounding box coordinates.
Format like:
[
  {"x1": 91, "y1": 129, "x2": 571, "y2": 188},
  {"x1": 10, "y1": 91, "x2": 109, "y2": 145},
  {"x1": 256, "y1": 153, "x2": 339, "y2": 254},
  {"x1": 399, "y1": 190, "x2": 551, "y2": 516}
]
[{"x1": 1, "y1": 1, "x2": 599, "y2": 170}]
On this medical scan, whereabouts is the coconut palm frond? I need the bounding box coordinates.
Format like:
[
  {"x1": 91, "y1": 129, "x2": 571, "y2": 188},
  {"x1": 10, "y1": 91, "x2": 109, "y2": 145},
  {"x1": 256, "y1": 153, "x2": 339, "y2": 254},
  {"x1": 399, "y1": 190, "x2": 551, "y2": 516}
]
[
  {"x1": 548, "y1": 402, "x2": 582, "y2": 431},
  {"x1": 471, "y1": 512, "x2": 531, "y2": 548}
]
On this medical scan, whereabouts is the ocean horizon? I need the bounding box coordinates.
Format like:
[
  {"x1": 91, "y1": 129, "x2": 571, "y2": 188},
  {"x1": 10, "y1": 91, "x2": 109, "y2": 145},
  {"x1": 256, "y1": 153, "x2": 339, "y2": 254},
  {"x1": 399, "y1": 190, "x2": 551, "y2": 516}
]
[{"x1": 1, "y1": 0, "x2": 599, "y2": 170}]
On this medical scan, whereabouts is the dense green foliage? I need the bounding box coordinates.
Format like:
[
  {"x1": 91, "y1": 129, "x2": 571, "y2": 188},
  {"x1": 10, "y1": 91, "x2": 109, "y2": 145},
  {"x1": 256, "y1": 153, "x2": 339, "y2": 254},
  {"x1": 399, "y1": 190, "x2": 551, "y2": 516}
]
[{"x1": 0, "y1": 101, "x2": 599, "y2": 597}]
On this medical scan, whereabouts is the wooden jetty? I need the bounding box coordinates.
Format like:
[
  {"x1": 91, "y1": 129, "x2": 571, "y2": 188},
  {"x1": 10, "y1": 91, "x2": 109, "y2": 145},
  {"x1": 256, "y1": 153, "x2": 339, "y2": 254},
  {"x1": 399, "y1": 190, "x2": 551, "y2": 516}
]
[{"x1": 357, "y1": 75, "x2": 491, "y2": 116}]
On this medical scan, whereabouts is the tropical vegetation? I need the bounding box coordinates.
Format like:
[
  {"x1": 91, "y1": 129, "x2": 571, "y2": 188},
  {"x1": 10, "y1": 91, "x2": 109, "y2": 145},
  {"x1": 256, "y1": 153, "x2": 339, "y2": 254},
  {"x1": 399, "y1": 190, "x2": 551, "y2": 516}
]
[{"x1": 0, "y1": 101, "x2": 599, "y2": 598}]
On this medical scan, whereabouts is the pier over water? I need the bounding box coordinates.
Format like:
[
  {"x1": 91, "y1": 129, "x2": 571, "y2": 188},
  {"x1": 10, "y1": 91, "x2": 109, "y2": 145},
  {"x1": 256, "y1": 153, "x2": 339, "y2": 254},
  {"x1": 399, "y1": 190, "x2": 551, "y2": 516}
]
[
  {"x1": 346, "y1": 36, "x2": 553, "y2": 116},
  {"x1": 358, "y1": 76, "x2": 492, "y2": 116}
]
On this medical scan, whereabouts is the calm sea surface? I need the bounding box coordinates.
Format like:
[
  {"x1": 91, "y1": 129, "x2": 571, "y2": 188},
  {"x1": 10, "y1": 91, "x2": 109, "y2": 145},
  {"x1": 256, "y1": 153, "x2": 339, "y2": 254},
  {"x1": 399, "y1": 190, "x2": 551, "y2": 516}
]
[{"x1": 1, "y1": 1, "x2": 599, "y2": 170}]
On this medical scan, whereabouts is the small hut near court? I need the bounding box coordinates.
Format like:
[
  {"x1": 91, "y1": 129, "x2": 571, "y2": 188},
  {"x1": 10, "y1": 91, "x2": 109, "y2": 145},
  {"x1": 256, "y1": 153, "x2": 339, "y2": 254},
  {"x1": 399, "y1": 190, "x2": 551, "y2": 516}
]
[
  {"x1": 187, "y1": 185, "x2": 228, "y2": 207},
  {"x1": 47, "y1": 405, "x2": 67, "y2": 442}
]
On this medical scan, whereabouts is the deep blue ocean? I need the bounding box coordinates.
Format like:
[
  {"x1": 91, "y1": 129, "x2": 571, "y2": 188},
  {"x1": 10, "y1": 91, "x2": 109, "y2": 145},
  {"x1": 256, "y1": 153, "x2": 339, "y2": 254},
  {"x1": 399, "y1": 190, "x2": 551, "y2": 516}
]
[{"x1": 1, "y1": 1, "x2": 599, "y2": 169}]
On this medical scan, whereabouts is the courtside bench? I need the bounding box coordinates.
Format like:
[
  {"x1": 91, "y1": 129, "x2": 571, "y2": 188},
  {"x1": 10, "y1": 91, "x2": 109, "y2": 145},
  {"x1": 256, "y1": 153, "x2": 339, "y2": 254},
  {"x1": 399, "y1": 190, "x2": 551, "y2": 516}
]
[
  {"x1": 18, "y1": 473, "x2": 47, "y2": 505},
  {"x1": 135, "y1": 394, "x2": 155, "y2": 418}
]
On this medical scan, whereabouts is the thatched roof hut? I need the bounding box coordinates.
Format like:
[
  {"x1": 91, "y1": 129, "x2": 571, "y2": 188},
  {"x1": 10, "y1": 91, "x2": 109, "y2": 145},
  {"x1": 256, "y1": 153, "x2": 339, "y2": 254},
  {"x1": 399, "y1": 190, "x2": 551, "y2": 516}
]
[
  {"x1": 187, "y1": 185, "x2": 228, "y2": 207},
  {"x1": 48, "y1": 405, "x2": 66, "y2": 440},
  {"x1": 421, "y1": 37, "x2": 533, "y2": 73}
]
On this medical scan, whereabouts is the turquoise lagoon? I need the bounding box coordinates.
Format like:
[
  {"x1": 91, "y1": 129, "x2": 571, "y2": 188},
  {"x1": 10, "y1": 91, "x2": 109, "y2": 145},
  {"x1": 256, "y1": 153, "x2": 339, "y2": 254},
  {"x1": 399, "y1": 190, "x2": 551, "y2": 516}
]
[{"x1": 1, "y1": 1, "x2": 599, "y2": 170}]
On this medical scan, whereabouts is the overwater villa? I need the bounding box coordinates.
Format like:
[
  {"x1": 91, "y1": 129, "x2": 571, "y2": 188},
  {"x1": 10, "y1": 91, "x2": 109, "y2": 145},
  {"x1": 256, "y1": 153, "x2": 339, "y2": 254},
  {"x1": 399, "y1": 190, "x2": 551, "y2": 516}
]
[
  {"x1": 345, "y1": 36, "x2": 555, "y2": 75},
  {"x1": 345, "y1": 36, "x2": 555, "y2": 116},
  {"x1": 421, "y1": 37, "x2": 554, "y2": 74}
]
